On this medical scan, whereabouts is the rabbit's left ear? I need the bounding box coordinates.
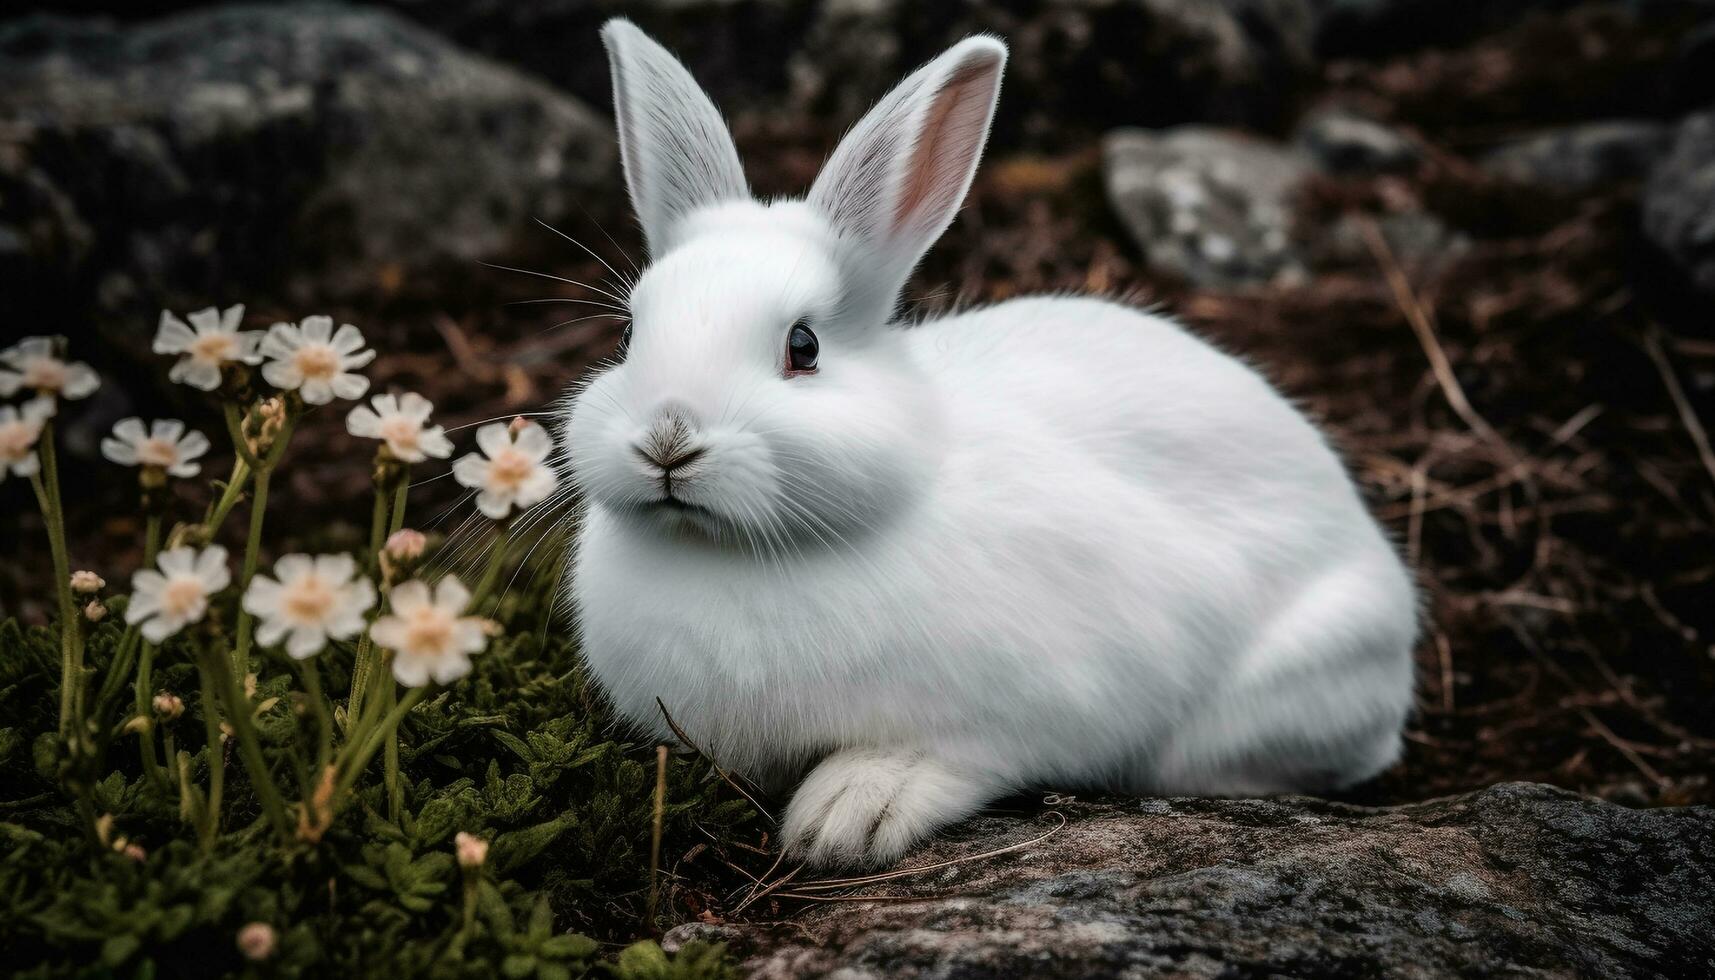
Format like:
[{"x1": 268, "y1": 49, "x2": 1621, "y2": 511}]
[
  {"x1": 601, "y1": 19, "x2": 750, "y2": 256},
  {"x1": 809, "y1": 37, "x2": 1007, "y2": 321}
]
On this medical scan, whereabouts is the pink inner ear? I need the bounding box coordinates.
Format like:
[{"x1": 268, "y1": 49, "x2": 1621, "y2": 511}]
[{"x1": 893, "y1": 56, "x2": 998, "y2": 237}]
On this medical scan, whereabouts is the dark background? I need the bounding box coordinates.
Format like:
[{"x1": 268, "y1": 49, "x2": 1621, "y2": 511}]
[{"x1": 2, "y1": 0, "x2": 1713, "y2": 806}]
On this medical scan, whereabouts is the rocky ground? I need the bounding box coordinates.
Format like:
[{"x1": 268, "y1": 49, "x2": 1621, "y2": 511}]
[
  {"x1": 4, "y1": 0, "x2": 1715, "y2": 974},
  {"x1": 670, "y1": 784, "x2": 1715, "y2": 978}
]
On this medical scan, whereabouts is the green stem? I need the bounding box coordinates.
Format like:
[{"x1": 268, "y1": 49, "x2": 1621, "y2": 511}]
[
  {"x1": 204, "y1": 455, "x2": 252, "y2": 535},
  {"x1": 471, "y1": 522, "x2": 512, "y2": 609},
  {"x1": 366, "y1": 478, "x2": 389, "y2": 571},
  {"x1": 334, "y1": 686, "x2": 428, "y2": 805},
  {"x1": 202, "y1": 645, "x2": 293, "y2": 843},
  {"x1": 31, "y1": 444, "x2": 80, "y2": 748},
  {"x1": 194, "y1": 655, "x2": 226, "y2": 848},
  {"x1": 298, "y1": 658, "x2": 333, "y2": 774},
  {"x1": 387, "y1": 474, "x2": 410, "y2": 536},
  {"x1": 383, "y1": 681, "x2": 402, "y2": 822},
  {"x1": 231, "y1": 466, "x2": 269, "y2": 676},
  {"x1": 350, "y1": 470, "x2": 398, "y2": 717},
  {"x1": 132, "y1": 641, "x2": 170, "y2": 792},
  {"x1": 143, "y1": 514, "x2": 162, "y2": 565}
]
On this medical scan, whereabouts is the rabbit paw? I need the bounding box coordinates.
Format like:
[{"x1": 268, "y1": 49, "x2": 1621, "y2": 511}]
[{"x1": 781, "y1": 748, "x2": 993, "y2": 868}]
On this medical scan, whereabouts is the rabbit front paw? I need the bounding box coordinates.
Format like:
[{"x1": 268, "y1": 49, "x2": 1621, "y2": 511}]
[{"x1": 781, "y1": 748, "x2": 995, "y2": 868}]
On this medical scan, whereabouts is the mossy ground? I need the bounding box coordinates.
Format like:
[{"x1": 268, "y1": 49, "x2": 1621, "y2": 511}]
[{"x1": 0, "y1": 571, "x2": 756, "y2": 979}]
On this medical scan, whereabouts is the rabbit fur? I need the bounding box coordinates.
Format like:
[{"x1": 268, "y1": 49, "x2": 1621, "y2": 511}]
[{"x1": 559, "y1": 19, "x2": 1419, "y2": 868}]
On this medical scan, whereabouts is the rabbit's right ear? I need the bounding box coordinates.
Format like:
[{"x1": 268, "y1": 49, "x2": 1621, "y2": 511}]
[
  {"x1": 601, "y1": 20, "x2": 749, "y2": 256},
  {"x1": 809, "y1": 37, "x2": 1006, "y2": 323}
]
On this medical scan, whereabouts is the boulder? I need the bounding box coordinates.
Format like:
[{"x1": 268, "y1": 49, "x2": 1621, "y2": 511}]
[
  {"x1": 668, "y1": 783, "x2": 1715, "y2": 978},
  {"x1": 1645, "y1": 109, "x2": 1715, "y2": 299},
  {"x1": 1483, "y1": 119, "x2": 1670, "y2": 191},
  {"x1": 1103, "y1": 126, "x2": 1315, "y2": 287},
  {"x1": 0, "y1": 4, "x2": 615, "y2": 310}
]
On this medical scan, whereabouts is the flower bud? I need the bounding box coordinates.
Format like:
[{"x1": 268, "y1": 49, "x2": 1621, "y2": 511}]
[
  {"x1": 455, "y1": 831, "x2": 488, "y2": 869},
  {"x1": 237, "y1": 922, "x2": 277, "y2": 961},
  {"x1": 152, "y1": 691, "x2": 184, "y2": 721},
  {"x1": 83, "y1": 600, "x2": 107, "y2": 623},
  {"x1": 385, "y1": 529, "x2": 427, "y2": 562},
  {"x1": 69, "y1": 570, "x2": 105, "y2": 594},
  {"x1": 120, "y1": 842, "x2": 147, "y2": 862}
]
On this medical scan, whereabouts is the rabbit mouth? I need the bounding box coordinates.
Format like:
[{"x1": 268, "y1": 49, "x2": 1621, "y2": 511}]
[{"x1": 644, "y1": 495, "x2": 713, "y2": 518}]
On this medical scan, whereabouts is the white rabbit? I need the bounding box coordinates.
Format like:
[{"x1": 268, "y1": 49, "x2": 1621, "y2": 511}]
[{"x1": 560, "y1": 20, "x2": 1418, "y2": 868}]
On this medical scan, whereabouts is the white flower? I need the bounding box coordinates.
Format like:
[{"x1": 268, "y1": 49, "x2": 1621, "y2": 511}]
[
  {"x1": 0, "y1": 399, "x2": 52, "y2": 481},
  {"x1": 370, "y1": 577, "x2": 487, "y2": 687},
  {"x1": 0, "y1": 337, "x2": 99, "y2": 403},
  {"x1": 345, "y1": 393, "x2": 453, "y2": 463},
  {"x1": 240, "y1": 553, "x2": 376, "y2": 660},
  {"x1": 126, "y1": 545, "x2": 230, "y2": 643},
  {"x1": 153, "y1": 305, "x2": 262, "y2": 391},
  {"x1": 452, "y1": 420, "x2": 558, "y2": 519},
  {"x1": 259, "y1": 316, "x2": 375, "y2": 405},
  {"x1": 100, "y1": 418, "x2": 210, "y2": 478}
]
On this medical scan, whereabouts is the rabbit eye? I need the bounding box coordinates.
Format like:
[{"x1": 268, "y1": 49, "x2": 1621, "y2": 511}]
[{"x1": 786, "y1": 320, "x2": 818, "y2": 375}]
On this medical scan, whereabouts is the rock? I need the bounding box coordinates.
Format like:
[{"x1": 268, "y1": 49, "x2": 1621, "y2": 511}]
[
  {"x1": 1296, "y1": 106, "x2": 1422, "y2": 173},
  {"x1": 1483, "y1": 120, "x2": 1670, "y2": 190},
  {"x1": 1314, "y1": 211, "x2": 1470, "y2": 275},
  {"x1": 1645, "y1": 109, "x2": 1715, "y2": 298},
  {"x1": 668, "y1": 783, "x2": 1715, "y2": 978},
  {"x1": 0, "y1": 4, "x2": 614, "y2": 309},
  {"x1": 1103, "y1": 126, "x2": 1314, "y2": 288}
]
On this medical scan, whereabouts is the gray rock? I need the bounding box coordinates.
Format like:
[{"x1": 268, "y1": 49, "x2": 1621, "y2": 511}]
[
  {"x1": 1103, "y1": 126, "x2": 1314, "y2": 287},
  {"x1": 1484, "y1": 120, "x2": 1671, "y2": 190},
  {"x1": 1314, "y1": 211, "x2": 1470, "y2": 276},
  {"x1": 0, "y1": 4, "x2": 614, "y2": 304},
  {"x1": 667, "y1": 783, "x2": 1715, "y2": 978},
  {"x1": 1296, "y1": 106, "x2": 1422, "y2": 173},
  {"x1": 1645, "y1": 109, "x2": 1715, "y2": 298}
]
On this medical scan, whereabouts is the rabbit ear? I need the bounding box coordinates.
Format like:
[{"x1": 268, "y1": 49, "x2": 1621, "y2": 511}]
[
  {"x1": 809, "y1": 36, "x2": 1006, "y2": 321},
  {"x1": 601, "y1": 19, "x2": 749, "y2": 255}
]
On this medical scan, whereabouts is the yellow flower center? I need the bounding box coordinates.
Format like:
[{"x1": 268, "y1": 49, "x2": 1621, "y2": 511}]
[
  {"x1": 283, "y1": 576, "x2": 336, "y2": 624},
  {"x1": 293, "y1": 345, "x2": 341, "y2": 382},
  {"x1": 379, "y1": 417, "x2": 421, "y2": 452},
  {"x1": 488, "y1": 448, "x2": 532, "y2": 491},
  {"x1": 189, "y1": 332, "x2": 238, "y2": 365},
  {"x1": 135, "y1": 437, "x2": 178, "y2": 468},
  {"x1": 402, "y1": 608, "x2": 453, "y2": 657},
  {"x1": 22, "y1": 358, "x2": 67, "y2": 391},
  {"x1": 161, "y1": 578, "x2": 205, "y2": 621}
]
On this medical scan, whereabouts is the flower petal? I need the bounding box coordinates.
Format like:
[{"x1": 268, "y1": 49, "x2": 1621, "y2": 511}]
[
  {"x1": 475, "y1": 491, "x2": 512, "y2": 519},
  {"x1": 300, "y1": 316, "x2": 334, "y2": 343},
  {"x1": 328, "y1": 372, "x2": 369, "y2": 401},
  {"x1": 432, "y1": 576, "x2": 471, "y2": 614},
  {"x1": 154, "y1": 313, "x2": 196, "y2": 354},
  {"x1": 475, "y1": 423, "x2": 511, "y2": 459},
  {"x1": 329, "y1": 323, "x2": 366, "y2": 354}
]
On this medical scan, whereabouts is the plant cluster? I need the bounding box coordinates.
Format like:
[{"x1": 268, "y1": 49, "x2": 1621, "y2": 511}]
[{"x1": 0, "y1": 315, "x2": 748, "y2": 978}]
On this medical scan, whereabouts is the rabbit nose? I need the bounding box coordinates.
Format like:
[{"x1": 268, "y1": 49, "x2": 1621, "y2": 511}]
[{"x1": 634, "y1": 402, "x2": 705, "y2": 475}]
